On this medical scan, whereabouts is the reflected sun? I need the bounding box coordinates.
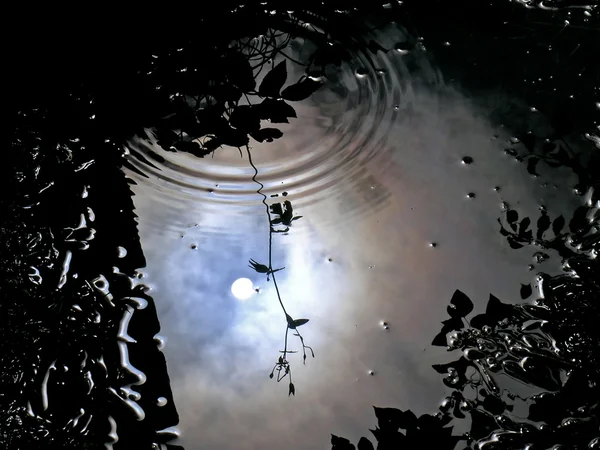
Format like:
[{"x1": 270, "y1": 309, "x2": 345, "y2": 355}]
[{"x1": 230, "y1": 277, "x2": 255, "y2": 300}]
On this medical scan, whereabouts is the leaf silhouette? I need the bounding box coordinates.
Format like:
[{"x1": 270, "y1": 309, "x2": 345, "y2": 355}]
[
  {"x1": 289, "y1": 318, "x2": 309, "y2": 329},
  {"x1": 357, "y1": 436, "x2": 374, "y2": 450},
  {"x1": 569, "y1": 206, "x2": 588, "y2": 233},
  {"x1": 507, "y1": 236, "x2": 524, "y2": 249},
  {"x1": 259, "y1": 60, "x2": 287, "y2": 98},
  {"x1": 537, "y1": 212, "x2": 551, "y2": 239},
  {"x1": 520, "y1": 283, "x2": 532, "y2": 299},
  {"x1": 250, "y1": 128, "x2": 283, "y2": 143},
  {"x1": 486, "y1": 294, "x2": 514, "y2": 323},
  {"x1": 507, "y1": 209, "x2": 518, "y2": 224},
  {"x1": 225, "y1": 52, "x2": 256, "y2": 92},
  {"x1": 288, "y1": 382, "x2": 295, "y2": 396},
  {"x1": 432, "y1": 316, "x2": 464, "y2": 346},
  {"x1": 258, "y1": 98, "x2": 297, "y2": 123},
  {"x1": 447, "y1": 289, "x2": 473, "y2": 318},
  {"x1": 518, "y1": 217, "x2": 531, "y2": 237},
  {"x1": 281, "y1": 77, "x2": 322, "y2": 101},
  {"x1": 526, "y1": 157, "x2": 539, "y2": 176},
  {"x1": 552, "y1": 215, "x2": 565, "y2": 235},
  {"x1": 229, "y1": 105, "x2": 261, "y2": 133},
  {"x1": 331, "y1": 435, "x2": 354, "y2": 449}
]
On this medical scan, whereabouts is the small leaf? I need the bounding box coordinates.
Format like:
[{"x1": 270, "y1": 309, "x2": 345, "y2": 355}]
[
  {"x1": 259, "y1": 60, "x2": 287, "y2": 98},
  {"x1": 288, "y1": 382, "x2": 295, "y2": 396},
  {"x1": 269, "y1": 373, "x2": 274, "y2": 379},
  {"x1": 507, "y1": 210, "x2": 518, "y2": 224},
  {"x1": 251, "y1": 128, "x2": 283, "y2": 143},
  {"x1": 357, "y1": 436, "x2": 375, "y2": 450},
  {"x1": 331, "y1": 435, "x2": 355, "y2": 450},
  {"x1": 520, "y1": 283, "x2": 532, "y2": 299},
  {"x1": 431, "y1": 331, "x2": 448, "y2": 347},
  {"x1": 552, "y1": 215, "x2": 565, "y2": 235},
  {"x1": 258, "y1": 98, "x2": 297, "y2": 123},
  {"x1": 518, "y1": 217, "x2": 531, "y2": 236},
  {"x1": 537, "y1": 212, "x2": 551, "y2": 239},
  {"x1": 527, "y1": 157, "x2": 539, "y2": 176},
  {"x1": 229, "y1": 105, "x2": 261, "y2": 133},
  {"x1": 289, "y1": 318, "x2": 309, "y2": 329},
  {"x1": 507, "y1": 236, "x2": 524, "y2": 249},
  {"x1": 281, "y1": 77, "x2": 322, "y2": 101},
  {"x1": 569, "y1": 206, "x2": 589, "y2": 233},
  {"x1": 447, "y1": 289, "x2": 473, "y2": 318}
]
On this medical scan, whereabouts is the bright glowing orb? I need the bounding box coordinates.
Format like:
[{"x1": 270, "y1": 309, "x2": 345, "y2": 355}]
[{"x1": 231, "y1": 278, "x2": 255, "y2": 300}]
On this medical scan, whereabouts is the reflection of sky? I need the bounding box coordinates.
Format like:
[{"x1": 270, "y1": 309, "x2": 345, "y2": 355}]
[{"x1": 126, "y1": 43, "x2": 583, "y2": 450}]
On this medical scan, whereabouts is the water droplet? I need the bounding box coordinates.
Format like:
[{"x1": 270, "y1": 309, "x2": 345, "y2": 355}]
[
  {"x1": 494, "y1": 186, "x2": 500, "y2": 192},
  {"x1": 530, "y1": 106, "x2": 538, "y2": 112},
  {"x1": 443, "y1": 41, "x2": 451, "y2": 47},
  {"x1": 156, "y1": 397, "x2": 168, "y2": 407},
  {"x1": 394, "y1": 42, "x2": 409, "y2": 54},
  {"x1": 528, "y1": 264, "x2": 535, "y2": 271},
  {"x1": 368, "y1": 370, "x2": 375, "y2": 376},
  {"x1": 368, "y1": 265, "x2": 374, "y2": 269},
  {"x1": 355, "y1": 68, "x2": 368, "y2": 78},
  {"x1": 370, "y1": 185, "x2": 375, "y2": 189},
  {"x1": 393, "y1": 105, "x2": 400, "y2": 111},
  {"x1": 466, "y1": 192, "x2": 475, "y2": 199},
  {"x1": 429, "y1": 242, "x2": 437, "y2": 248},
  {"x1": 461, "y1": 156, "x2": 473, "y2": 165},
  {"x1": 190, "y1": 244, "x2": 198, "y2": 250},
  {"x1": 117, "y1": 246, "x2": 127, "y2": 258},
  {"x1": 376, "y1": 69, "x2": 385, "y2": 76}
]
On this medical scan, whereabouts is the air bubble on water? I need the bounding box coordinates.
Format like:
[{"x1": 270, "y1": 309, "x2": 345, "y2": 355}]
[
  {"x1": 368, "y1": 265, "x2": 374, "y2": 269},
  {"x1": 530, "y1": 106, "x2": 538, "y2": 112},
  {"x1": 368, "y1": 370, "x2": 375, "y2": 376},
  {"x1": 461, "y1": 156, "x2": 473, "y2": 165},
  {"x1": 191, "y1": 244, "x2": 198, "y2": 250},
  {"x1": 117, "y1": 246, "x2": 127, "y2": 258},
  {"x1": 376, "y1": 69, "x2": 385, "y2": 76},
  {"x1": 429, "y1": 242, "x2": 437, "y2": 248},
  {"x1": 466, "y1": 192, "x2": 475, "y2": 199},
  {"x1": 393, "y1": 105, "x2": 400, "y2": 111},
  {"x1": 501, "y1": 201, "x2": 509, "y2": 210},
  {"x1": 327, "y1": 257, "x2": 333, "y2": 262},
  {"x1": 494, "y1": 186, "x2": 500, "y2": 192},
  {"x1": 528, "y1": 264, "x2": 535, "y2": 271},
  {"x1": 156, "y1": 397, "x2": 168, "y2": 407},
  {"x1": 443, "y1": 41, "x2": 451, "y2": 47}
]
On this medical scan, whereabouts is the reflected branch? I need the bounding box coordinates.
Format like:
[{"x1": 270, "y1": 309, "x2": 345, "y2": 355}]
[{"x1": 245, "y1": 145, "x2": 314, "y2": 395}]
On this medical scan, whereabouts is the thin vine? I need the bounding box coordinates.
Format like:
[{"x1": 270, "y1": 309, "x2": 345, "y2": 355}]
[{"x1": 245, "y1": 145, "x2": 314, "y2": 396}]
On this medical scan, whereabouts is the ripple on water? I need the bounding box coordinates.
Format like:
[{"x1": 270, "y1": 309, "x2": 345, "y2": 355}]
[{"x1": 123, "y1": 23, "x2": 441, "y2": 234}]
